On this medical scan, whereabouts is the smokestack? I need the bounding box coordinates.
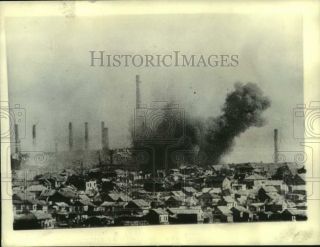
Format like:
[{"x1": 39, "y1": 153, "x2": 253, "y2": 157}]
[
  {"x1": 32, "y1": 124, "x2": 36, "y2": 146},
  {"x1": 274, "y1": 129, "x2": 279, "y2": 164},
  {"x1": 68, "y1": 122, "x2": 73, "y2": 151},
  {"x1": 84, "y1": 122, "x2": 89, "y2": 150},
  {"x1": 102, "y1": 127, "x2": 109, "y2": 151},
  {"x1": 55, "y1": 143, "x2": 58, "y2": 153},
  {"x1": 101, "y1": 121, "x2": 105, "y2": 149},
  {"x1": 136, "y1": 75, "x2": 141, "y2": 109},
  {"x1": 14, "y1": 124, "x2": 20, "y2": 153}
]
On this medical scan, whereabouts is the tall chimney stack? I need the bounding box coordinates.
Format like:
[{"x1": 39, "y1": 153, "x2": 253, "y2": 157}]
[
  {"x1": 32, "y1": 124, "x2": 36, "y2": 146},
  {"x1": 274, "y1": 129, "x2": 279, "y2": 164},
  {"x1": 101, "y1": 121, "x2": 105, "y2": 150},
  {"x1": 68, "y1": 122, "x2": 73, "y2": 151},
  {"x1": 103, "y1": 127, "x2": 109, "y2": 150},
  {"x1": 14, "y1": 124, "x2": 20, "y2": 153},
  {"x1": 84, "y1": 122, "x2": 89, "y2": 150},
  {"x1": 136, "y1": 75, "x2": 141, "y2": 109}
]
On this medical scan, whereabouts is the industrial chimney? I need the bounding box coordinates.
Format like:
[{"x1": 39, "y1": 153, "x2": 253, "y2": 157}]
[
  {"x1": 32, "y1": 124, "x2": 36, "y2": 146},
  {"x1": 101, "y1": 121, "x2": 105, "y2": 150},
  {"x1": 14, "y1": 124, "x2": 20, "y2": 153},
  {"x1": 102, "y1": 127, "x2": 109, "y2": 151},
  {"x1": 84, "y1": 122, "x2": 89, "y2": 150},
  {"x1": 68, "y1": 122, "x2": 73, "y2": 151},
  {"x1": 274, "y1": 129, "x2": 279, "y2": 164},
  {"x1": 136, "y1": 75, "x2": 141, "y2": 109}
]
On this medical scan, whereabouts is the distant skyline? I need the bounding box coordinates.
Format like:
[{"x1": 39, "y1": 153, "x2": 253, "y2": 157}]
[{"x1": 6, "y1": 14, "x2": 303, "y2": 163}]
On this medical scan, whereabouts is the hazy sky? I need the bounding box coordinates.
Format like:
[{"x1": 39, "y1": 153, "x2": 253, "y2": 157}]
[{"x1": 6, "y1": 14, "x2": 303, "y2": 163}]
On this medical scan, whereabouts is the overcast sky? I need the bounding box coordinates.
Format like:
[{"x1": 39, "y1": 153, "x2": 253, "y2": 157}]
[{"x1": 6, "y1": 14, "x2": 303, "y2": 163}]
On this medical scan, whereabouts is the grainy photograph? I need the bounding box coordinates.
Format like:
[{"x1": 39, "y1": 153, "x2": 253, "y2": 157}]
[{"x1": 4, "y1": 13, "x2": 308, "y2": 231}]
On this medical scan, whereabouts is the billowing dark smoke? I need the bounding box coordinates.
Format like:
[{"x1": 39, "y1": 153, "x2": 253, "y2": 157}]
[
  {"x1": 202, "y1": 82, "x2": 271, "y2": 164},
  {"x1": 130, "y1": 82, "x2": 271, "y2": 171}
]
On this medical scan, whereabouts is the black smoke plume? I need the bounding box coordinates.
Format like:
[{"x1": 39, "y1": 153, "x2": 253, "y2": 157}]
[
  {"x1": 202, "y1": 82, "x2": 271, "y2": 164},
  {"x1": 130, "y1": 82, "x2": 271, "y2": 171}
]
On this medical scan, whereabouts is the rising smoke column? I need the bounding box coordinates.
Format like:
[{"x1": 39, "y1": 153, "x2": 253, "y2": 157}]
[
  {"x1": 202, "y1": 82, "x2": 271, "y2": 164},
  {"x1": 130, "y1": 82, "x2": 270, "y2": 170}
]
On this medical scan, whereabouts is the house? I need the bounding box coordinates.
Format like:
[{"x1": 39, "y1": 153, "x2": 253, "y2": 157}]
[
  {"x1": 167, "y1": 207, "x2": 204, "y2": 224},
  {"x1": 131, "y1": 189, "x2": 148, "y2": 199},
  {"x1": 147, "y1": 208, "x2": 169, "y2": 224},
  {"x1": 248, "y1": 202, "x2": 265, "y2": 213},
  {"x1": 265, "y1": 180, "x2": 289, "y2": 194},
  {"x1": 235, "y1": 163, "x2": 254, "y2": 179},
  {"x1": 205, "y1": 176, "x2": 225, "y2": 188},
  {"x1": 184, "y1": 196, "x2": 199, "y2": 207},
  {"x1": 258, "y1": 186, "x2": 278, "y2": 202},
  {"x1": 33, "y1": 211, "x2": 55, "y2": 229},
  {"x1": 26, "y1": 184, "x2": 47, "y2": 197},
  {"x1": 231, "y1": 183, "x2": 246, "y2": 191},
  {"x1": 182, "y1": 187, "x2": 197, "y2": 196},
  {"x1": 73, "y1": 199, "x2": 95, "y2": 213},
  {"x1": 125, "y1": 199, "x2": 150, "y2": 215},
  {"x1": 116, "y1": 194, "x2": 132, "y2": 203},
  {"x1": 37, "y1": 173, "x2": 65, "y2": 189},
  {"x1": 85, "y1": 180, "x2": 98, "y2": 194},
  {"x1": 203, "y1": 209, "x2": 214, "y2": 223},
  {"x1": 286, "y1": 193, "x2": 305, "y2": 202},
  {"x1": 222, "y1": 177, "x2": 231, "y2": 190},
  {"x1": 213, "y1": 206, "x2": 233, "y2": 222},
  {"x1": 272, "y1": 163, "x2": 295, "y2": 180},
  {"x1": 289, "y1": 185, "x2": 306, "y2": 195},
  {"x1": 281, "y1": 209, "x2": 307, "y2": 221},
  {"x1": 39, "y1": 189, "x2": 56, "y2": 202},
  {"x1": 49, "y1": 189, "x2": 78, "y2": 204},
  {"x1": 231, "y1": 206, "x2": 252, "y2": 222},
  {"x1": 54, "y1": 202, "x2": 70, "y2": 212},
  {"x1": 197, "y1": 192, "x2": 213, "y2": 207},
  {"x1": 244, "y1": 174, "x2": 267, "y2": 188},
  {"x1": 105, "y1": 193, "x2": 121, "y2": 202},
  {"x1": 170, "y1": 190, "x2": 186, "y2": 198},
  {"x1": 165, "y1": 196, "x2": 183, "y2": 208},
  {"x1": 99, "y1": 201, "x2": 116, "y2": 213},
  {"x1": 265, "y1": 198, "x2": 287, "y2": 213},
  {"x1": 221, "y1": 196, "x2": 237, "y2": 208}
]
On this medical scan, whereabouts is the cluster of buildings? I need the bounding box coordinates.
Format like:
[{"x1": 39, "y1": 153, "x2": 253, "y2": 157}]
[{"x1": 12, "y1": 161, "x2": 307, "y2": 229}]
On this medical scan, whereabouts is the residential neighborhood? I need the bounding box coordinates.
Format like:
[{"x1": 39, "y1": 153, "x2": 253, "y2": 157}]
[{"x1": 12, "y1": 161, "x2": 307, "y2": 229}]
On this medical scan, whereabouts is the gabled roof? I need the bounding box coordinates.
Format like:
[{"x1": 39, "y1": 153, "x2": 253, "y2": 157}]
[
  {"x1": 223, "y1": 196, "x2": 235, "y2": 203},
  {"x1": 167, "y1": 207, "x2": 202, "y2": 215},
  {"x1": 78, "y1": 199, "x2": 95, "y2": 207},
  {"x1": 58, "y1": 189, "x2": 78, "y2": 199},
  {"x1": 151, "y1": 208, "x2": 168, "y2": 215},
  {"x1": 26, "y1": 184, "x2": 47, "y2": 192},
  {"x1": 165, "y1": 196, "x2": 183, "y2": 202},
  {"x1": 245, "y1": 174, "x2": 267, "y2": 180},
  {"x1": 100, "y1": 201, "x2": 116, "y2": 207},
  {"x1": 40, "y1": 189, "x2": 56, "y2": 198},
  {"x1": 33, "y1": 211, "x2": 52, "y2": 220},
  {"x1": 107, "y1": 193, "x2": 120, "y2": 201},
  {"x1": 284, "y1": 209, "x2": 306, "y2": 216},
  {"x1": 130, "y1": 199, "x2": 150, "y2": 208},
  {"x1": 232, "y1": 205, "x2": 250, "y2": 213},
  {"x1": 171, "y1": 191, "x2": 186, "y2": 198},
  {"x1": 55, "y1": 202, "x2": 69, "y2": 207},
  {"x1": 182, "y1": 187, "x2": 197, "y2": 193},
  {"x1": 217, "y1": 206, "x2": 232, "y2": 215},
  {"x1": 261, "y1": 186, "x2": 278, "y2": 193}
]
